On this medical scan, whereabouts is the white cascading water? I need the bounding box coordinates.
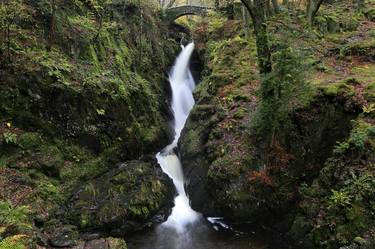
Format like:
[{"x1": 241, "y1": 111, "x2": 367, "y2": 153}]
[
  {"x1": 156, "y1": 42, "x2": 200, "y2": 234},
  {"x1": 128, "y1": 42, "x2": 284, "y2": 249}
]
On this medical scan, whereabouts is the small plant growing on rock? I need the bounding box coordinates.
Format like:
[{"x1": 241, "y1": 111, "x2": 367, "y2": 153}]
[
  {"x1": 363, "y1": 103, "x2": 375, "y2": 114},
  {"x1": 2, "y1": 132, "x2": 17, "y2": 145},
  {"x1": 328, "y1": 189, "x2": 353, "y2": 208}
]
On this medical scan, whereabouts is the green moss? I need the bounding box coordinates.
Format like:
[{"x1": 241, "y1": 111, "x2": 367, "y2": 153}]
[
  {"x1": 68, "y1": 160, "x2": 170, "y2": 230},
  {"x1": 0, "y1": 201, "x2": 30, "y2": 229},
  {"x1": 319, "y1": 82, "x2": 354, "y2": 96},
  {"x1": 340, "y1": 38, "x2": 375, "y2": 57},
  {"x1": 108, "y1": 237, "x2": 127, "y2": 249},
  {"x1": 0, "y1": 235, "x2": 27, "y2": 249},
  {"x1": 354, "y1": 236, "x2": 367, "y2": 245}
]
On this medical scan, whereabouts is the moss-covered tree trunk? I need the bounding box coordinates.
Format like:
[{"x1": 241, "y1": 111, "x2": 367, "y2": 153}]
[
  {"x1": 241, "y1": 0, "x2": 272, "y2": 74},
  {"x1": 306, "y1": 0, "x2": 324, "y2": 26}
]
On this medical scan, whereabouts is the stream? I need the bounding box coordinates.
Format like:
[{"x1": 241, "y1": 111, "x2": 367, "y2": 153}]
[{"x1": 127, "y1": 43, "x2": 291, "y2": 249}]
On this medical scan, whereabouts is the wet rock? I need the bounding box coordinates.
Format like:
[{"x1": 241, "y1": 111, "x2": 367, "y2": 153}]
[
  {"x1": 181, "y1": 90, "x2": 359, "y2": 222},
  {"x1": 66, "y1": 159, "x2": 174, "y2": 235},
  {"x1": 72, "y1": 241, "x2": 86, "y2": 249},
  {"x1": 81, "y1": 233, "x2": 101, "y2": 241},
  {"x1": 35, "y1": 229, "x2": 49, "y2": 246},
  {"x1": 107, "y1": 237, "x2": 127, "y2": 249},
  {"x1": 49, "y1": 225, "x2": 78, "y2": 248},
  {"x1": 84, "y1": 239, "x2": 108, "y2": 249},
  {"x1": 180, "y1": 104, "x2": 221, "y2": 212}
]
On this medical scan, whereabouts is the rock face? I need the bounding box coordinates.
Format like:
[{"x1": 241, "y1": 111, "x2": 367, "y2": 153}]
[
  {"x1": 180, "y1": 13, "x2": 361, "y2": 224},
  {"x1": 181, "y1": 88, "x2": 359, "y2": 220},
  {"x1": 0, "y1": 1, "x2": 180, "y2": 248},
  {"x1": 179, "y1": 104, "x2": 221, "y2": 214},
  {"x1": 66, "y1": 160, "x2": 174, "y2": 235}
]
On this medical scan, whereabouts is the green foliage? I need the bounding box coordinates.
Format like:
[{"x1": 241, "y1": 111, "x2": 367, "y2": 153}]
[
  {"x1": 0, "y1": 0, "x2": 31, "y2": 60},
  {"x1": 253, "y1": 47, "x2": 313, "y2": 140},
  {"x1": 67, "y1": 15, "x2": 97, "y2": 40},
  {"x1": 334, "y1": 120, "x2": 374, "y2": 154},
  {"x1": 35, "y1": 181, "x2": 61, "y2": 202},
  {"x1": 96, "y1": 108, "x2": 105, "y2": 115},
  {"x1": 328, "y1": 189, "x2": 353, "y2": 208},
  {"x1": 2, "y1": 132, "x2": 17, "y2": 145},
  {"x1": 0, "y1": 236, "x2": 26, "y2": 249},
  {"x1": 349, "y1": 173, "x2": 375, "y2": 199},
  {"x1": 0, "y1": 157, "x2": 6, "y2": 168},
  {"x1": 320, "y1": 82, "x2": 354, "y2": 97},
  {"x1": 18, "y1": 133, "x2": 42, "y2": 150},
  {"x1": 26, "y1": 49, "x2": 72, "y2": 86},
  {"x1": 363, "y1": 103, "x2": 375, "y2": 114},
  {"x1": 340, "y1": 38, "x2": 375, "y2": 58},
  {"x1": 207, "y1": 13, "x2": 226, "y2": 34},
  {"x1": 0, "y1": 201, "x2": 30, "y2": 228},
  {"x1": 107, "y1": 237, "x2": 127, "y2": 249}
]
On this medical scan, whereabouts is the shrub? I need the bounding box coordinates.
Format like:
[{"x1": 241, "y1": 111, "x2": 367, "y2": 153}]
[
  {"x1": 0, "y1": 201, "x2": 30, "y2": 228},
  {"x1": 252, "y1": 46, "x2": 312, "y2": 142}
]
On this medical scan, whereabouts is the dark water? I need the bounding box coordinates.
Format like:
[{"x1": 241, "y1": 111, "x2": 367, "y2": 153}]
[{"x1": 127, "y1": 220, "x2": 291, "y2": 249}]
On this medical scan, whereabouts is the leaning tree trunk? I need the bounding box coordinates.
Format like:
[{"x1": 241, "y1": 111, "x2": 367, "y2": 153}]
[
  {"x1": 306, "y1": 0, "x2": 324, "y2": 26},
  {"x1": 241, "y1": 0, "x2": 272, "y2": 74}
]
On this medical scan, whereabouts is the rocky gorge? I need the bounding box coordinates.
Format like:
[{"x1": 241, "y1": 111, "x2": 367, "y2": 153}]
[{"x1": 1, "y1": 0, "x2": 375, "y2": 249}]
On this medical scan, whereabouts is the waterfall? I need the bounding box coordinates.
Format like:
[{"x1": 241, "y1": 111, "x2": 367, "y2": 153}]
[
  {"x1": 156, "y1": 43, "x2": 200, "y2": 233},
  {"x1": 128, "y1": 42, "x2": 288, "y2": 249}
]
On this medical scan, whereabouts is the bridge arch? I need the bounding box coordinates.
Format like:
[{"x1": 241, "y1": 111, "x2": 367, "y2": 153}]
[{"x1": 164, "y1": 6, "x2": 210, "y2": 22}]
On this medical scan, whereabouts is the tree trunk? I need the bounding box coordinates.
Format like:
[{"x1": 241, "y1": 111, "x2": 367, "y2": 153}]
[
  {"x1": 241, "y1": 0, "x2": 272, "y2": 74},
  {"x1": 7, "y1": 22, "x2": 10, "y2": 61},
  {"x1": 242, "y1": 5, "x2": 250, "y2": 39},
  {"x1": 50, "y1": 0, "x2": 56, "y2": 43},
  {"x1": 306, "y1": 0, "x2": 324, "y2": 26},
  {"x1": 271, "y1": 0, "x2": 280, "y2": 13},
  {"x1": 265, "y1": 0, "x2": 273, "y2": 17}
]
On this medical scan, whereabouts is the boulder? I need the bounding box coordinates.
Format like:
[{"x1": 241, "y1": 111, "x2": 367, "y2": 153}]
[{"x1": 65, "y1": 159, "x2": 174, "y2": 235}]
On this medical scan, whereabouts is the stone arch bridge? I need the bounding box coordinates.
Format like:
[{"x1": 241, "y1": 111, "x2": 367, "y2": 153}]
[{"x1": 164, "y1": 5, "x2": 211, "y2": 22}]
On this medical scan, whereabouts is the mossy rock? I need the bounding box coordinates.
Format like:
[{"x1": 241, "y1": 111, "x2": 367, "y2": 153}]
[
  {"x1": 290, "y1": 119, "x2": 375, "y2": 249},
  {"x1": 340, "y1": 39, "x2": 375, "y2": 59},
  {"x1": 319, "y1": 82, "x2": 355, "y2": 97},
  {"x1": 66, "y1": 160, "x2": 173, "y2": 234},
  {"x1": 0, "y1": 234, "x2": 29, "y2": 249},
  {"x1": 108, "y1": 237, "x2": 128, "y2": 249},
  {"x1": 36, "y1": 146, "x2": 64, "y2": 177}
]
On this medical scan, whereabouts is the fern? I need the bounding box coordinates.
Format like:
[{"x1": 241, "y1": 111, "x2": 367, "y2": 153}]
[
  {"x1": 0, "y1": 201, "x2": 30, "y2": 228},
  {"x1": 2, "y1": 132, "x2": 17, "y2": 144}
]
